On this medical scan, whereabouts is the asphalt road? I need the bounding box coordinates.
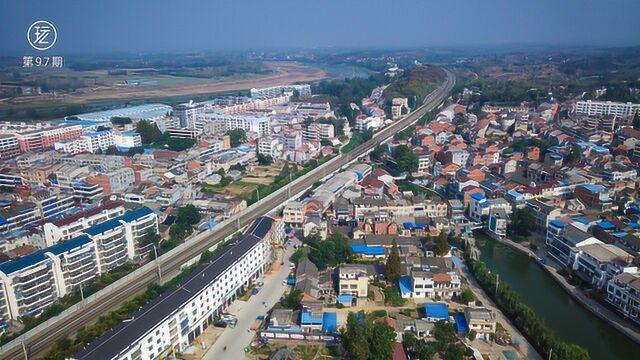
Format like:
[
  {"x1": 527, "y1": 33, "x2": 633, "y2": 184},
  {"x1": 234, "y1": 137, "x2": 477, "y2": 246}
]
[
  {"x1": 202, "y1": 243, "x2": 296, "y2": 359},
  {"x1": 0, "y1": 69, "x2": 454, "y2": 360}
]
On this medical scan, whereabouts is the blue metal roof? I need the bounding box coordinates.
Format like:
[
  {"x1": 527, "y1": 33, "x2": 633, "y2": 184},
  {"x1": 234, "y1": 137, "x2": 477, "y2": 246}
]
[
  {"x1": 322, "y1": 312, "x2": 337, "y2": 332},
  {"x1": 300, "y1": 311, "x2": 323, "y2": 325},
  {"x1": 613, "y1": 232, "x2": 628, "y2": 238},
  {"x1": 573, "y1": 217, "x2": 588, "y2": 225},
  {"x1": 549, "y1": 220, "x2": 565, "y2": 228},
  {"x1": 338, "y1": 294, "x2": 353, "y2": 304},
  {"x1": 403, "y1": 222, "x2": 414, "y2": 229},
  {"x1": 424, "y1": 303, "x2": 448, "y2": 319},
  {"x1": 470, "y1": 192, "x2": 485, "y2": 201},
  {"x1": 85, "y1": 207, "x2": 153, "y2": 236},
  {"x1": 398, "y1": 276, "x2": 412, "y2": 295},
  {"x1": 580, "y1": 184, "x2": 605, "y2": 193},
  {"x1": 0, "y1": 235, "x2": 92, "y2": 275},
  {"x1": 454, "y1": 313, "x2": 469, "y2": 333},
  {"x1": 350, "y1": 244, "x2": 384, "y2": 256},
  {"x1": 597, "y1": 221, "x2": 616, "y2": 230}
]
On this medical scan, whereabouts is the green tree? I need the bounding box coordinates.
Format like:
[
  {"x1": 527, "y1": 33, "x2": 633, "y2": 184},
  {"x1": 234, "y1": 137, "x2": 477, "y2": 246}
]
[
  {"x1": 282, "y1": 289, "x2": 302, "y2": 309},
  {"x1": 467, "y1": 329, "x2": 477, "y2": 341},
  {"x1": 394, "y1": 145, "x2": 419, "y2": 173},
  {"x1": 370, "y1": 144, "x2": 388, "y2": 162},
  {"x1": 226, "y1": 129, "x2": 246, "y2": 147},
  {"x1": 386, "y1": 240, "x2": 402, "y2": 284},
  {"x1": 307, "y1": 233, "x2": 352, "y2": 270},
  {"x1": 257, "y1": 153, "x2": 273, "y2": 165},
  {"x1": 633, "y1": 112, "x2": 640, "y2": 130},
  {"x1": 176, "y1": 205, "x2": 202, "y2": 229},
  {"x1": 368, "y1": 322, "x2": 396, "y2": 360},
  {"x1": 510, "y1": 207, "x2": 537, "y2": 237},
  {"x1": 460, "y1": 288, "x2": 475, "y2": 304},
  {"x1": 139, "y1": 230, "x2": 160, "y2": 247},
  {"x1": 344, "y1": 312, "x2": 369, "y2": 360},
  {"x1": 110, "y1": 116, "x2": 132, "y2": 125},
  {"x1": 290, "y1": 247, "x2": 307, "y2": 264},
  {"x1": 436, "y1": 230, "x2": 450, "y2": 256},
  {"x1": 136, "y1": 120, "x2": 162, "y2": 144}
]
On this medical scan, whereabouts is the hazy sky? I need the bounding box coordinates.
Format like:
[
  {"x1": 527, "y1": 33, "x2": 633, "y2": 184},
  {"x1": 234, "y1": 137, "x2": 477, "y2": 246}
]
[{"x1": 1, "y1": 0, "x2": 639, "y2": 55}]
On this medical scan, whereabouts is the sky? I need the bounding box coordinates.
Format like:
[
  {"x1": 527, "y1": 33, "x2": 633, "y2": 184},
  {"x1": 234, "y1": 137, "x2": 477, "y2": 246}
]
[{"x1": 1, "y1": 0, "x2": 639, "y2": 55}]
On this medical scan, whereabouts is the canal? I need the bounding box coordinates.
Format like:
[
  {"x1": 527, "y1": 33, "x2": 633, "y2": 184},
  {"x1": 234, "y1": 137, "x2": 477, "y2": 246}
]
[{"x1": 476, "y1": 235, "x2": 640, "y2": 360}]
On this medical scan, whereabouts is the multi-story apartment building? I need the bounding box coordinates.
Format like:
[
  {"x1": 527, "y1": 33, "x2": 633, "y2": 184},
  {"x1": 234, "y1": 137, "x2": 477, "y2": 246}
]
[
  {"x1": 115, "y1": 131, "x2": 142, "y2": 148},
  {"x1": 73, "y1": 216, "x2": 280, "y2": 360},
  {"x1": 338, "y1": 264, "x2": 369, "y2": 298},
  {"x1": 257, "y1": 136, "x2": 284, "y2": 159},
  {"x1": 545, "y1": 220, "x2": 600, "y2": 266},
  {"x1": 43, "y1": 201, "x2": 126, "y2": 246},
  {"x1": 283, "y1": 201, "x2": 305, "y2": 225},
  {"x1": 303, "y1": 123, "x2": 334, "y2": 142},
  {"x1": 250, "y1": 84, "x2": 311, "y2": 99},
  {"x1": 575, "y1": 100, "x2": 640, "y2": 118},
  {"x1": 0, "y1": 202, "x2": 39, "y2": 233},
  {"x1": 400, "y1": 268, "x2": 461, "y2": 300},
  {"x1": 54, "y1": 130, "x2": 116, "y2": 154},
  {"x1": 464, "y1": 307, "x2": 496, "y2": 339},
  {"x1": 200, "y1": 113, "x2": 271, "y2": 137},
  {"x1": 570, "y1": 243, "x2": 635, "y2": 289},
  {"x1": 0, "y1": 134, "x2": 20, "y2": 160},
  {"x1": 173, "y1": 101, "x2": 205, "y2": 129},
  {"x1": 87, "y1": 167, "x2": 136, "y2": 195},
  {"x1": 0, "y1": 234, "x2": 97, "y2": 322},
  {"x1": 606, "y1": 272, "x2": 640, "y2": 326},
  {"x1": 16, "y1": 124, "x2": 84, "y2": 152},
  {"x1": 31, "y1": 192, "x2": 76, "y2": 222}
]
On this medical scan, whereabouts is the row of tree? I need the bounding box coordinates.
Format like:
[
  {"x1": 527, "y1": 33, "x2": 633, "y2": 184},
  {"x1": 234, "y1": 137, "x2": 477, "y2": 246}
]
[{"x1": 467, "y1": 256, "x2": 590, "y2": 360}]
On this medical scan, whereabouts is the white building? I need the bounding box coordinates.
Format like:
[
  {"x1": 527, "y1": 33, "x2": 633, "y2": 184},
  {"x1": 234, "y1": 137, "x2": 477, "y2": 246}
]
[
  {"x1": 199, "y1": 113, "x2": 271, "y2": 137},
  {"x1": 257, "y1": 136, "x2": 284, "y2": 159},
  {"x1": 250, "y1": 84, "x2": 311, "y2": 99},
  {"x1": 72, "y1": 216, "x2": 281, "y2": 360},
  {"x1": 43, "y1": 202, "x2": 126, "y2": 246},
  {"x1": 570, "y1": 243, "x2": 636, "y2": 289},
  {"x1": 115, "y1": 131, "x2": 142, "y2": 148},
  {"x1": 575, "y1": 100, "x2": 640, "y2": 118},
  {"x1": 54, "y1": 130, "x2": 116, "y2": 154},
  {"x1": 173, "y1": 101, "x2": 205, "y2": 129}
]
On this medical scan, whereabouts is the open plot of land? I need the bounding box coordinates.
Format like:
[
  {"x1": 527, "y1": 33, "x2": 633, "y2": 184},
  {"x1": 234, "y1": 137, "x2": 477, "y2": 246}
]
[
  {"x1": 1, "y1": 61, "x2": 326, "y2": 108},
  {"x1": 249, "y1": 343, "x2": 341, "y2": 360}
]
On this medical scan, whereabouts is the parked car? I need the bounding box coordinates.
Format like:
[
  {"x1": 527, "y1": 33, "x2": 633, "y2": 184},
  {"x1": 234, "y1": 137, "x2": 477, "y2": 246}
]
[{"x1": 214, "y1": 321, "x2": 227, "y2": 328}]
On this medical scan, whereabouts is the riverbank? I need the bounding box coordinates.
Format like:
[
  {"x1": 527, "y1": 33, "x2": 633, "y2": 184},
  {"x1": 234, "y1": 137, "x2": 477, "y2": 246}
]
[{"x1": 479, "y1": 231, "x2": 640, "y2": 347}]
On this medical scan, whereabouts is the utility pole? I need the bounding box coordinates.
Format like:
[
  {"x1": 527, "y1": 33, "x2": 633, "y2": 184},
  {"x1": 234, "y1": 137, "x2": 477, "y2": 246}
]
[
  {"x1": 80, "y1": 285, "x2": 84, "y2": 304},
  {"x1": 22, "y1": 341, "x2": 28, "y2": 360},
  {"x1": 549, "y1": 348, "x2": 553, "y2": 360},
  {"x1": 496, "y1": 274, "x2": 499, "y2": 297},
  {"x1": 153, "y1": 245, "x2": 162, "y2": 283}
]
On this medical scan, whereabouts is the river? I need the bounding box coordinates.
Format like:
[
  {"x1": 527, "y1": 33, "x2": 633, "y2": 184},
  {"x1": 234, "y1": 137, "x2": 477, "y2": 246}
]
[{"x1": 476, "y1": 236, "x2": 640, "y2": 360}]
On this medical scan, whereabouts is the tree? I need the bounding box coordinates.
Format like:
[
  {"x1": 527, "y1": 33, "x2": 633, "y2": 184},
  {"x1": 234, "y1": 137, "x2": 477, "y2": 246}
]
[
  {"x1": 467, "y1": 329, "x2": 477, "y2": 341},
  {"x1": 282, "y1": 289, "x2": 302, "y2": 309},
  {"x1": 110, "y1": 116, "x2": 132, "y2": 125},
  {"x1": 176, "y1": 204, "x2": 202, "y2": 229},
  {"x1": 126, "y1": 147, "x2": 144, "y2": 157},
  {"x1": 226, "y1": 129, "x2": 246, "y2": 147},
  {"x1": 394, "y1": 145, "x2": 419, "y2": 173},
  {"x1": 436, "y1": 230, "x2": 450, "y2": 256},
  {"x1": 139, "y1": 230, "x2": 160, "y2": 247},
  {"x1": 307, "y1": 233, "x2": 352, "y2": 270},
  {"x1": 136, "y1": 120, "x2": 162, "y2": 144},
  {"x1": 256, "y1": 153, "x2": 273, "y2": 165},
  {"x1": 344, "y1": 312, "x2": 369, "y2": 360},
  {"x1": 290, "y1": 247, "x2": 307, "y2": 264},
  {"x1": 633, "y1": 112, "x2": 640, "y2": 130},
  {"x1": 567, "y1": 146, "x2": 581, "y2": 164},
  {"x1": 386, "y1": 240, "x2": 401, "y2": 284},
  {"x1": 370, "y1": 144, "x2": 388, "y2": 162},
  {"x1": 460, "y1": 288, "x2": 475, "y2": 304},
  {"x1": 510, "y1": 207, "x2": 537, "y2": 237},
  {"x1": 368, "y1": 322, "x2": 396, "y2": 360}
]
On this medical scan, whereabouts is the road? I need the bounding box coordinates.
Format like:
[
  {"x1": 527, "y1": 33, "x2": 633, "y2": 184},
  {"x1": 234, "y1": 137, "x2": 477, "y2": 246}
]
[
  {"x1": 0, "y1": 69, "x2": 454, "y2": 360},
  {"x1": 202, "y1": 244, "x2": 296, "y2": 359}
]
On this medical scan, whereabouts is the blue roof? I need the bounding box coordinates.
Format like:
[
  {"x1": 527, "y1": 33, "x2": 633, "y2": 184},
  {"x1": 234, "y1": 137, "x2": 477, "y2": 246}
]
[
  {"x1": 338, "y1": 294, "x2": 353, "y2": 304},
  {"x1": 350, "y1": 244, "x2": 385, "y2": 256},
  {"x1": 301, "y1": 311, "x2": 323, "y2": 325},
  {"x1": 629, "y1": 222, "x2": 640, "y2": 229},
  {"x1": 322, "y1": 312, "x2": 337, "y2": 332},
  {"x1": 398, "y1": 276, "x2": 412, "y2": 295},
  {"x1": 0, "y1": 235, "x2": 92, "y2": 275},
  {"x1": 403, "y1": 222, "x2": 414, "y2": 229},
  {"x1": 550, "y1": 220, "x2": 565, "y2": 228},
  {"x1": 613, "y1": 232, "x2": 628, "y2": 238},
  {"x1": 454, "y1": 313, "x2": 469, "y2": 333},
  {"x1": 580, "y1": 184, "x2": 604, "y2": 193},
  {"x1": 451, "y1": 256, "x2": 462, "y2": 268},
  {"x1": 85, "y1": 207, "x2": 153, "y2": 236},
  {"x1": 424, "y1": 303, "x2": 448, "y2": 319},
  {"x1": 470, "y1": 192, "x2": 486, "y2": 201},
  {"x1": 597, "y1": 221, "x2": 616, "y2": 230},
  {"x1": 414, "y1": 223, "x2": 425, "y2": 230},
  {"x1": 573, "y1": 217, "x2": 588, "y2": 225},
  {"x1": 507, "y1": 190, "x2": 523, "y2": 198}
]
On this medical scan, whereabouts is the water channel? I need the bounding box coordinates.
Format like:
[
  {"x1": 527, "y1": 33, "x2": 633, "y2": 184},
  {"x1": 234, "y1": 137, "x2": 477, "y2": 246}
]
[{"x1": 476, "y1": 236, "x2": 639, "y2": 360}]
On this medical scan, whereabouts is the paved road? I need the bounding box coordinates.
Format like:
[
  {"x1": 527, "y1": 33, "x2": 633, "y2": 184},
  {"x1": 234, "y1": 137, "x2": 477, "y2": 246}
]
[
  {"x1": 203, "y1": 244, "x2": 296, "y2": 359},
  {"x1": 1, "y1": 69, "x2": 454, "y2": 360}
]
